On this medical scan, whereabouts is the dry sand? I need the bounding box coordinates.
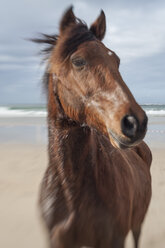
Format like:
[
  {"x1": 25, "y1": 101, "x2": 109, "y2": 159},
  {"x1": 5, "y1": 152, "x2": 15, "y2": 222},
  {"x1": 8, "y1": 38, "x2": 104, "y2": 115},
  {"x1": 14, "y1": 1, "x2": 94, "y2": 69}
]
[
  {"x1": 0, "y1": 144, "x2": 48, "y2": 248},
  {"x1": 0, "y1": 143, "x2": 165, "y2": 247}
]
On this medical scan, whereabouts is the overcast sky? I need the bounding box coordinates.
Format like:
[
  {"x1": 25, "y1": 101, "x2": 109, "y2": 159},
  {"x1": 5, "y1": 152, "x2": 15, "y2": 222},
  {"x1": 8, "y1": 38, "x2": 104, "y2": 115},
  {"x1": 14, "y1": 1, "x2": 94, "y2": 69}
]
[{"x1": 0, "y1": 0, "x2": 165, "y2": 105}]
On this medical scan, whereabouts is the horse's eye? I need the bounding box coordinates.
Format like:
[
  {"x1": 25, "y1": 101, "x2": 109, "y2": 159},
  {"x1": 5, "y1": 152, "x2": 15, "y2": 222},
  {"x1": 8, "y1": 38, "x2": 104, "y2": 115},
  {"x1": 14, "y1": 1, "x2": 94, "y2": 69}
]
[{"x1": 71, "y1": 58, "x2": 86, "y2": 68}]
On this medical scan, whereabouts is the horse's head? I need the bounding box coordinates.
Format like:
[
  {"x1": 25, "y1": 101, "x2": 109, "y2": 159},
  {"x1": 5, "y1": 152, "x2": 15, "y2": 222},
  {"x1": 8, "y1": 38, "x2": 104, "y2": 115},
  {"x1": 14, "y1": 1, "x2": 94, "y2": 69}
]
[{"x1": 48, "y1": 7, "x2": 147, "y2": 149}]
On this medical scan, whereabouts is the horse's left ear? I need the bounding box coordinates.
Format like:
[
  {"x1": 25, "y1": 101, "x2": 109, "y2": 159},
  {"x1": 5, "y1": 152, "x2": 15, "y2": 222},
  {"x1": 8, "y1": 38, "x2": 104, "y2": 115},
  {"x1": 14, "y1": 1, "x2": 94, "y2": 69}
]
[
  {"x1": 60, "y1": 6, "x2": 76, "y2": 33},
  {"x1": 90, "y1": 10, "x2": 106, "y2": 41}
]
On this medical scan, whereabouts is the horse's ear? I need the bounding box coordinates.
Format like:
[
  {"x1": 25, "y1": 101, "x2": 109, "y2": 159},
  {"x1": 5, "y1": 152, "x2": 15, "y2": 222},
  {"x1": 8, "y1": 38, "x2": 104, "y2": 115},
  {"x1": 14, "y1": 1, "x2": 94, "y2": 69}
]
[
  {"x1": 60, "y1": 6, "x2": 76, "y2": 33},
  {"x1": 90, "y1": 10, "x2": 106, "y2": 41}
]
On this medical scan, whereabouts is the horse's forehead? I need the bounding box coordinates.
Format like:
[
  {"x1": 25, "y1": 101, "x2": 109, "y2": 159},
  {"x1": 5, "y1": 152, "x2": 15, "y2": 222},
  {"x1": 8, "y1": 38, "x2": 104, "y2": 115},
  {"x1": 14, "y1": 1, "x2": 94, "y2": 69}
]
[
  {"x1": 76, "y1": 41, "x2": 109, "y2": 59},
  {"x1": 79, "y1": 41, "x2": 107, "y2": 52}
]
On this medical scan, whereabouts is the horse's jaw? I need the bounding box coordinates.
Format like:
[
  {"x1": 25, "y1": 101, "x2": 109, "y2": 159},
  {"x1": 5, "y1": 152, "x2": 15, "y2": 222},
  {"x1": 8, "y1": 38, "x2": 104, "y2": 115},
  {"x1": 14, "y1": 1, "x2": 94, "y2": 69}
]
[{"x1": 107, "y1": 128, "x2": 144, "y2": 149}]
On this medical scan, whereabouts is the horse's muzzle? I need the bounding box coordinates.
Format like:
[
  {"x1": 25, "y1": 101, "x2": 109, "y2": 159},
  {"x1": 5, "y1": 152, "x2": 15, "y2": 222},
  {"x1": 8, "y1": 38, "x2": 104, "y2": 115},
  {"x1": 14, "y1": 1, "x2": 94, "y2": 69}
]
[
  {"x1": 108, "y1": 113, "x2": 148, "y2": 149},
  {"x1": 121, "y1": 113, "x2": 148, "y2": 142}
]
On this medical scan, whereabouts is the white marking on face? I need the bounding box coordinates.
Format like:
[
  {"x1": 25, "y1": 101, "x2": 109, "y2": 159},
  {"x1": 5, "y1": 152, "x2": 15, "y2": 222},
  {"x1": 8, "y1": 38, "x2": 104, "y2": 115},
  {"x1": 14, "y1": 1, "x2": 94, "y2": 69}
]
[
  {"x1": 87, "y1": 86, "x2": 128, "y2": 120},
  {"x1": 89, "y1": 100, "x2": 101, "y2": 108},
  {"x1": 87, "y1": 99, "x2": 105, "y2": 116},
  {"x1": 108, "y1": 51, "x2": 113, "y2": 56},
  {"x1": 99, "y1": 86, "x2": 127, "y2": 103}
]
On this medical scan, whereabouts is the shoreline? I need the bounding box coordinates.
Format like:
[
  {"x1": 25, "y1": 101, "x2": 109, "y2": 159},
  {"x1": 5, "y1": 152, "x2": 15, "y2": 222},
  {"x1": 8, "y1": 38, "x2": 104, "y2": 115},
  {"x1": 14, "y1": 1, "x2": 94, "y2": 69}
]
[{"x1": 0, "y1": 115, "x2": 165, "y2": 147}]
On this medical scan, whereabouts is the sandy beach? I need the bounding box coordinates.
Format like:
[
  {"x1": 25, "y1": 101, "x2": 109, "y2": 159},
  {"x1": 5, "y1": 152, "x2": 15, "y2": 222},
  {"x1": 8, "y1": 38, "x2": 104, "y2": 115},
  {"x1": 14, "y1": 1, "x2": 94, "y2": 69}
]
[{"x1": 0, "y1": 116, "x2": 165, "y2": 248}]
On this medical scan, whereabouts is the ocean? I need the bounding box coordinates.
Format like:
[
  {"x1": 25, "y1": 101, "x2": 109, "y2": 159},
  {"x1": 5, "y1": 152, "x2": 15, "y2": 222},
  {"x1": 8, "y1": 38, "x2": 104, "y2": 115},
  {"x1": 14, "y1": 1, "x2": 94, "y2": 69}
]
[
  {"x1": 0, "y1": 104, "x2": 165, "y2": 146},
  {"x1": 0, "y1": 104, "x2": 165, "y2": 117}
]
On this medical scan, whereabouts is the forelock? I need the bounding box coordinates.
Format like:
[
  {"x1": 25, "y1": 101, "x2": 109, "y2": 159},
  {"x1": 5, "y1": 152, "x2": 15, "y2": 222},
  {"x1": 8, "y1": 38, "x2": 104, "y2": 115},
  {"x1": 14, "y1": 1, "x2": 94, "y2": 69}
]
[{"x1": 57, "y1": 23, "x2": 96, "y2": 60}]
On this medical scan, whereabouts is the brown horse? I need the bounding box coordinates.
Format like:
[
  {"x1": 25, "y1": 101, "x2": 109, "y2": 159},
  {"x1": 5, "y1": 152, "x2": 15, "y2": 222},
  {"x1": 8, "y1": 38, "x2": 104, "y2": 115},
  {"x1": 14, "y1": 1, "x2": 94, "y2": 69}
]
[{"x1": 34, "y1": 7, "x2": 152, "y2": 248}]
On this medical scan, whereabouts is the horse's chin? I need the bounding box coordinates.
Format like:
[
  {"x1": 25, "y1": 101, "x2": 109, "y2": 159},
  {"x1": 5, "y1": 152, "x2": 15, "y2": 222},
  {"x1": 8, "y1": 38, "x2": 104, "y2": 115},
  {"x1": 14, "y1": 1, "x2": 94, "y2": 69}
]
[{"x1": 108, "y1": 129, "x2": 141, "y2": 150}]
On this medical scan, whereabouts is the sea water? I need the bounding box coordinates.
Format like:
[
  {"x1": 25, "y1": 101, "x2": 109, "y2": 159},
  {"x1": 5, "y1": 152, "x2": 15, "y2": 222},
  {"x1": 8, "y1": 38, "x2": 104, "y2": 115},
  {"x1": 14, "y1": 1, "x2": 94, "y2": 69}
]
[
  {"x1": 0, "y1": 104, "x2": 165, "y2": 117},
  {"x1": 0, "y1": 104, "x2": 165, "y2": 146}
]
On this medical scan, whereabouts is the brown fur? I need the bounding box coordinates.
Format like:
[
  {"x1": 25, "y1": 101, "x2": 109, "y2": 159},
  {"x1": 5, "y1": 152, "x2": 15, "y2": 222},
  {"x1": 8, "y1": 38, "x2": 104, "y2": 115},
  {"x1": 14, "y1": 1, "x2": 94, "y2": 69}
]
[{"x1": 34, "y1": 6, "x2": 152, "y2": 248}]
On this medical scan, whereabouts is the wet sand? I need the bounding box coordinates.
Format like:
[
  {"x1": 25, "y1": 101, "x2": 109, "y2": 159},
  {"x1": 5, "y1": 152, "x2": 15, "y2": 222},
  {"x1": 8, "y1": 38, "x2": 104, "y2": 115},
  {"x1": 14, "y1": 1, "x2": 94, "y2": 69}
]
[{"x1": 0, "y1": 116, "x2": 165, "y2": 247}]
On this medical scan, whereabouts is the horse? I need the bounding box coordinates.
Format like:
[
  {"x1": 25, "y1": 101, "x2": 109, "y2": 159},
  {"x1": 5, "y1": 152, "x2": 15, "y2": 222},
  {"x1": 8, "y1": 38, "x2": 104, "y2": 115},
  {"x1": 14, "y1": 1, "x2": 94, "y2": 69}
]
[{"x1": 33, "y1": 6, "x2": 152, "y2": 248}]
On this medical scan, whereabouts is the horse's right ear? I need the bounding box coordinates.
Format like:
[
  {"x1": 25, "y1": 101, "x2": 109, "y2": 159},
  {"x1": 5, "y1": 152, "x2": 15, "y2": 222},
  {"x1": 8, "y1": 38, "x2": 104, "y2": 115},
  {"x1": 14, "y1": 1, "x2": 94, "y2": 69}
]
[
  {"x1": 60, "y1": 6, "x2": 76, "y2": 33},
  {"x1": 90, "y1": 10, "x2": 106, "y2": 41}
]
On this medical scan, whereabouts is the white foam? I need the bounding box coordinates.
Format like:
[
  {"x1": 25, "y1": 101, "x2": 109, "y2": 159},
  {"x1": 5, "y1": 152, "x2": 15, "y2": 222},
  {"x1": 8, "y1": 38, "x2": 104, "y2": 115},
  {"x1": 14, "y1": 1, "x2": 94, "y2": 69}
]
[
  {"x1": 0, "y1": 107, "x2": 165, "y2": 118},
  {"x1": 146, "y1": 110, "x2": 165, "y2": 116},
  {"x1": 0, "y1": 107, "x2": 47, "y2": 117}
]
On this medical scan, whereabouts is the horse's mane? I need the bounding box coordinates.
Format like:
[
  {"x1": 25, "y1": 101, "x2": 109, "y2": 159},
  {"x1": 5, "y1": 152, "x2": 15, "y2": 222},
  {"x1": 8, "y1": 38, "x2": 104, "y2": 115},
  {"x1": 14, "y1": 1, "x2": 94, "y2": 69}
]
[
  {"x1": 32, "y1": 18, "x2": 95, "y2": 91},
  {"x1": 31, "y1": 34, "x2": 59, "y2": 61},
  {"x1": 32, "y1": 18, "x2": 95, "y2": 60},
  {"x1": 31, "y1": 34, "x2": 58, "y2": 91}
]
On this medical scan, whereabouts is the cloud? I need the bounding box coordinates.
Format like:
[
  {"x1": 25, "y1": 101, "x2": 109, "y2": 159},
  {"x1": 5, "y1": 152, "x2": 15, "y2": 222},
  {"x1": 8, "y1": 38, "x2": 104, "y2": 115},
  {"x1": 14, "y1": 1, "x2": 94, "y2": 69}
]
[
  {"x1": 0, "y1": 0, "x2": 165, "y2": 104},
  {"x1": 103, "y1": 7, "x2": 165, "y2": 62}
]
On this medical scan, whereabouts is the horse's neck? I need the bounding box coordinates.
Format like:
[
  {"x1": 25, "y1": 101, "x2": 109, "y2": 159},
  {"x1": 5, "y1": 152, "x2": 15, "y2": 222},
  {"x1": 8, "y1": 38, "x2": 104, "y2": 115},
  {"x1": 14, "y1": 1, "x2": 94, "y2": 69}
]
[
  {"x1": 47, "y1": 74, "x2": 90, "y2": 151},
  {"x1": 47, "y1": 76, "x2": 101, "y2": 167},
  {"x1": 47, "y1": 116, "x2": 92, "y2": 165}
]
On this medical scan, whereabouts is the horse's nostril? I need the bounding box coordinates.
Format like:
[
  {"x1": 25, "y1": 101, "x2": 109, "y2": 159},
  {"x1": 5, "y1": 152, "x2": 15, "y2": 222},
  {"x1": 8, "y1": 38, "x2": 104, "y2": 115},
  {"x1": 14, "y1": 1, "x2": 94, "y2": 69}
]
[{"x1": 121, "y1": 115, "x2": 138, "y2": 138}]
